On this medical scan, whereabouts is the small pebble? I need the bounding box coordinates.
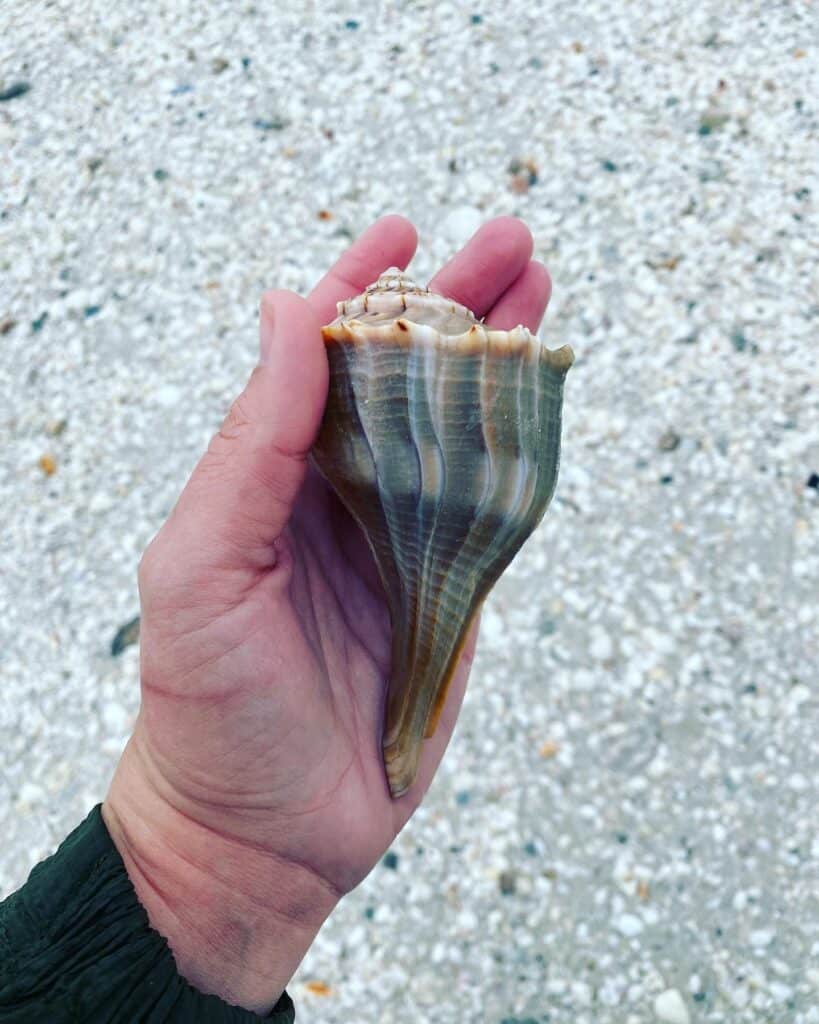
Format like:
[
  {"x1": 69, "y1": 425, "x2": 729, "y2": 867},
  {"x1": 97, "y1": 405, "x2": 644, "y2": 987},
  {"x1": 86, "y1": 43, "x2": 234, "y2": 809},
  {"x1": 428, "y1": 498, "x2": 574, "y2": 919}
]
[
  {"x1": 658, "y1": 429, "x2": 681, "y2": 451},
  {"x1": 38, "y1": 454, "x2": 57, "y2": 476},
  {"x1": 614, "y1": 913, "x2": 643, "y2": 937},
  {"x1": 45, "y1": 418, "x2": 68, "y2": 437},
  {"x1": 391, "y1": 79, "x2": 413, "y2": 100},
  {"x1": 498, "y1": 869, "x2": 517, "y2": 895},
  {"x1": 442, "y1": 205, "x2": 482, "y2": 243},
  {"x1": 154, "y1": 384, "x2": 183, "y2": 408},
  {"x1": 0, "y1": 81, "x2": 30, "y2": 102},
  {"x1": 253, "y1": 116, "x2": 288, "y2": 131},
  {"x1": 102, "y1": 701, "x2": 130, "y2": 733},
  {"x1": 589, "y1": 626, "x2": 614, "y2": 661},
  {"x1": 89, "y1": 492, "x2": 113, "y2": 515},
  {"x1": 653, "y1": 988, "x2": 690, "y2": 1024},
  {"x1": 111, "y1": 616, "x2": 140, "y2": 656},
  {"x1": 304, "y1": 980, "x2": 332, "y2": 996},
  {"x1": 16, "y1": 782, "x2": 45, "y2": 808},
  {"x1": 769, "y1": 981, "x2": 794, "y2": 1002}
]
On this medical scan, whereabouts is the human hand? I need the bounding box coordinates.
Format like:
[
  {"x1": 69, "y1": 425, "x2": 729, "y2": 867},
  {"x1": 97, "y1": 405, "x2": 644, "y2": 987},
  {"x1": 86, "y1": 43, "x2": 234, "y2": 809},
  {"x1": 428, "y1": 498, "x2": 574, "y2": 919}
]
[{"x1": 102, "y1": 215, "x2": 552, "y2": 1013}]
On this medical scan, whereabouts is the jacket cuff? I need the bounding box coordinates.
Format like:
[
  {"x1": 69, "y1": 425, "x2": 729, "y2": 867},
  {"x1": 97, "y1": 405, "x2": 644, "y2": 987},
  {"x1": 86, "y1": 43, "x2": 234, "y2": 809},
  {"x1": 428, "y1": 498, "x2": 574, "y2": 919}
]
[{"x1": 0, "y1": 805, "x2": 295, "y2": 1022}]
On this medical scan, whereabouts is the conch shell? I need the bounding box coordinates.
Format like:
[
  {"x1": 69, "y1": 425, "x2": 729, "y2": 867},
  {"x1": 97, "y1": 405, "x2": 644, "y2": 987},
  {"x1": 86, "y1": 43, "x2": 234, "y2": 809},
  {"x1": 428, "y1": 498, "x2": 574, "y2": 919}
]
[{"x1": 312, "y1": 269, "x2": 573, "y2": 797}]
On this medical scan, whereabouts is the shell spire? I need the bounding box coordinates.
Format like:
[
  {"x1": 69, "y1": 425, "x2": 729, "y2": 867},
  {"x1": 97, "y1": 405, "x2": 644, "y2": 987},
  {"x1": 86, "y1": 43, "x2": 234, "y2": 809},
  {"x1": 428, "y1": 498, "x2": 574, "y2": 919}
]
[{"x1": 312, "y1": 268, "x2": 573, "y2": 796}]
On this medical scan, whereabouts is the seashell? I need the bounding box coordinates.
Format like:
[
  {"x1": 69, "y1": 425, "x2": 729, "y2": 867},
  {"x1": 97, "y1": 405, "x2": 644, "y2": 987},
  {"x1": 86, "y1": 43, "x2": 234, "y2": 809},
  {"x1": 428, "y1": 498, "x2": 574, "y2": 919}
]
[{"x1": 312, "y1": 269, "x2": 574, "y2": 797}]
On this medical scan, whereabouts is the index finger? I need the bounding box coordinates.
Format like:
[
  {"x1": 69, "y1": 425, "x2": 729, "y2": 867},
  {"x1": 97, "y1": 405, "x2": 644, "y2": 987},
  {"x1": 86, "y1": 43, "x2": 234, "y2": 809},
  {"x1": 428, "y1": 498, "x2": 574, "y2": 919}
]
[{"x1": 308, "y1": 215, "x2": 418, "y2": 325}]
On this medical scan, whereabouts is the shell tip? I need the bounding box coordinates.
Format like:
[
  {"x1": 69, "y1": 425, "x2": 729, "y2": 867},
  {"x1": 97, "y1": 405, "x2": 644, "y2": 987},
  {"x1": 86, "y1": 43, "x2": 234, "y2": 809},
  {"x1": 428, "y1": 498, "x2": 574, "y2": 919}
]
[{"x1": 383, "y1": 740, "x2": 420, "y2": 799}]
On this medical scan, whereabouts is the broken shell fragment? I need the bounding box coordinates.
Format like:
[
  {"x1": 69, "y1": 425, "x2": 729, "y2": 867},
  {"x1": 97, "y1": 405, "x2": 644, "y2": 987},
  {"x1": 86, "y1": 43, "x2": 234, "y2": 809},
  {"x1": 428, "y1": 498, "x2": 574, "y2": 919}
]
[{"x1": 312, "y1": 269, "x2": 573, "y2": 797}]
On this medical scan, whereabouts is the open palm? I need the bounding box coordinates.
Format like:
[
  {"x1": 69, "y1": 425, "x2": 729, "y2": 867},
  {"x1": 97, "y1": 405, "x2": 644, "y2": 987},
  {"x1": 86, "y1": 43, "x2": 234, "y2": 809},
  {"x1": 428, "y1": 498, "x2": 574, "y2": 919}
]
[{"x1": 104, "y1": 215, "x2": 552, "y2": 1012}]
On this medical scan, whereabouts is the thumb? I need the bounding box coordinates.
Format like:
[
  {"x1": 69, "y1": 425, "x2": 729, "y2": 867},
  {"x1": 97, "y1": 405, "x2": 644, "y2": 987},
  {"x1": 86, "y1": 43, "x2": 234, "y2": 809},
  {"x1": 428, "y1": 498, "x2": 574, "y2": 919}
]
[{"x1": 164, "y1": 290, "x2": 328, "y2": 574}]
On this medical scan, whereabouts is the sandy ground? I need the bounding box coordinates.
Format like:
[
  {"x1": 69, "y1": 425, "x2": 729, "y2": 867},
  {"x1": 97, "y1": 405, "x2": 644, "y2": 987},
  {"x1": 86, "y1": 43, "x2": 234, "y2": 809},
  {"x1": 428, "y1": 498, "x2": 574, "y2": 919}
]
[{"x1": 1, "y1": 3, "x2": 818, "y2": 1021}]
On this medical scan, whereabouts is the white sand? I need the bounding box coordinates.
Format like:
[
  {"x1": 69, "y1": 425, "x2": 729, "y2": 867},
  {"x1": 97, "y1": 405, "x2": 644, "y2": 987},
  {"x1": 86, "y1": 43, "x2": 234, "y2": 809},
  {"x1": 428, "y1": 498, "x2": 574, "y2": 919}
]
[{"x1": 1, "y1": 3, "x2": 817, "y2": 1021}]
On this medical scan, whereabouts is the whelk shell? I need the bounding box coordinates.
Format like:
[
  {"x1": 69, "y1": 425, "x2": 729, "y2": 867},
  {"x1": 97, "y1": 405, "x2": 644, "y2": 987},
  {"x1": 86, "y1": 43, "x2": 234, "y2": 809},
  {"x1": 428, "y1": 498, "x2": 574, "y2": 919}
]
[{"x1": 312, "y1": 269, "x2": 574, "y2": 797}]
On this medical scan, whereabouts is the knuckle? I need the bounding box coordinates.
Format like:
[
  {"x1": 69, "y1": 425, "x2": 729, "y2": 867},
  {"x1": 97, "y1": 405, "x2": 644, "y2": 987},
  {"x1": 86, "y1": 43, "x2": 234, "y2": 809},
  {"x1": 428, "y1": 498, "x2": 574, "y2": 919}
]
[
  {"x1": 137, "y1": 535, "x2": 163, "y2": 595},
  {"x1": 216, "y1": 391, "x2": 252, "y2": 445},
  {"x1": 203, "y1": 376, "x2": 263, "y2": 471}
]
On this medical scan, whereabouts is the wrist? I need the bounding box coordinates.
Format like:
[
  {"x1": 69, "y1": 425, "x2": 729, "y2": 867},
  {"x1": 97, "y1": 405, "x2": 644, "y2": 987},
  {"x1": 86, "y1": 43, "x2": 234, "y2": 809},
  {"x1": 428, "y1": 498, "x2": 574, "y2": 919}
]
[{"x1": 102, "y1": 737, "x2": 338, "y2": 1014}]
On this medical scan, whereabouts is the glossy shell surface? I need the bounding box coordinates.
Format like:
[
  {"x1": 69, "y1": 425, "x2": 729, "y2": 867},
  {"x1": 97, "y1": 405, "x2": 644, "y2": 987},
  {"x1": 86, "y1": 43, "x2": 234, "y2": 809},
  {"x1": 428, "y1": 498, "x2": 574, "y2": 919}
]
[{"x1": 312, "y1": 269, "x2": 573, "y2": 796}]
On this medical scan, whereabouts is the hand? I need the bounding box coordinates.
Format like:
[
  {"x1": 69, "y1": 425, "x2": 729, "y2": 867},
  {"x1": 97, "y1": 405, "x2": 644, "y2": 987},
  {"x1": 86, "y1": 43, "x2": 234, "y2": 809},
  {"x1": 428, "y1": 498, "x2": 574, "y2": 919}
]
[{"x1": 102, "y1": 215, "x2": 553, "y2": 1013}]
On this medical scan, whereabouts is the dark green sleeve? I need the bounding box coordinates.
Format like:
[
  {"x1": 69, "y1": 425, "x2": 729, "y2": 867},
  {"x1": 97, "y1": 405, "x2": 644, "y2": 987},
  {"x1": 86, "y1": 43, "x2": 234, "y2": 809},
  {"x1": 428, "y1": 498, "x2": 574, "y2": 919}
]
[{"x1": 0, "y1": 806, "x2": 295, "y2": 1023}]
